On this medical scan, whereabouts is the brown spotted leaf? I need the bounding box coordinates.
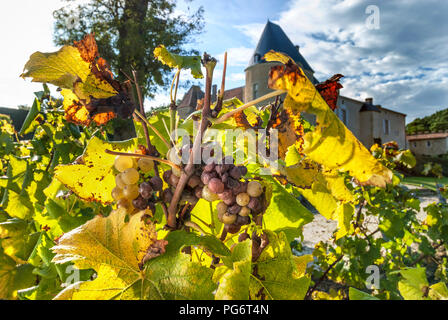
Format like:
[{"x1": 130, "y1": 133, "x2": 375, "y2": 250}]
[{"x1": 54, "y1": 136, "x2": 138, "y2": 204}]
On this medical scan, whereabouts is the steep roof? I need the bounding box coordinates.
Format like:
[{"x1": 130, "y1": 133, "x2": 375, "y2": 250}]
[
  {"x1": 247, "y1": 20, "x2": 314, "y2": 72},
  {"x1": 178, "y1": 85, "x2": 204, "y2": 109}
]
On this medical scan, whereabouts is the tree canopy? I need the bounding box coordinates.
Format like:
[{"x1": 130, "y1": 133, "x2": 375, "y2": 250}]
[
  {"x1": 53, "y1": 0, "x2": 204, "y2": 98},
  {"x1": 406, "y1": 108, "x2": 448, "y2": 134}
]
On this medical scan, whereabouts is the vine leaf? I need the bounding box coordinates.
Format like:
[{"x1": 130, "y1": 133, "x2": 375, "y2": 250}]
[
  {"x1": 154, "y1": 45, "x2": 203, "y2": 79},
  {"x1": 52, "y1": 211, "x2": 216, "y2": 300},
  {"x1": 22, "y1": 34, "x2": 136, "y2": 126},
  {"x1": 349, "y1": 287, "x2": 380, "y2": 300},
  {"x1": 397, "y1": 268, "x2": 430, "y2": 300},
  {"x1": 0, "y1": 253, "x2": 35, "y2": 300},
  {"x1": 264, "y1": 51, "x2": 392, "y2": 188},
  {"x1": 54, "y1": 136, "x2": 137, "y2": 204},
  {"x1": 315, "y1": 74, "x2": 344, "y2": 111},
  {"x1": 249, "y1": 231, "x2": 311, "y2": 300},
  {"x1": 213, "y1": 240, "x2": 252, "y2": 300},
  {"x1": 263, "y1": 177, "x2": 314, "y2": 243}
]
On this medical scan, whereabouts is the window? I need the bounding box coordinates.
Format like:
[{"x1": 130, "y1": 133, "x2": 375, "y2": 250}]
[
  {"x1": 383, "y1": 119, "x2": 390, "y2": 135},
  {"x1": 427, "y1": 141, "x2": 431, "y2": 147},
  {"x1": 253, "y1": 83, "x2": 259, "y2": 99},
  {"x1": 340, "y1": 108, "x2": 347, "y2": 125},
  {"x1": 253, "y1": 54, "x2": 261, "y2": 63},
  {"x1": 413, "y1": 142, "x2": 417, "y2": 147}
]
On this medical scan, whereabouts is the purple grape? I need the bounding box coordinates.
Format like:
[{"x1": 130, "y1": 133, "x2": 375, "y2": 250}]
[
  {"x1": 162, "y1": 189, "x2": 173, "y2": 203},
  {"x1": 188, "y1": 175, "x2": 201, "y2": 188},
  {"x1": 204, "y1": 162, "x2": 215, "y2": 173},
  {"x1": 150, "y1": 176, "x2": 163, "y2": 192},
  {"x1": 235, "y1": 215, "x2": 250, "y2": 226},
  {"x1": 163, "y1": 170, "x2": 172, "y2": 183},
  {"x1": 218, "y1": 190, "x2": 233, "y2": 201},
  {"x1": 226, "y1": 178, "x2": 240, "y2": 189},
  {"x1": 228, "y1": 204, "x2": 242, "y2": 215},
  {"x1": 208, "y1": 178, "x2": 225, "y2": 194},
  {"x1": 225, "y1": 223, "x2": 241, "y2": 234},
  {"x1": 229, "y1": 166, "x2": 242, "y2": 180},
  {"x1": 133, "y1": 196, "x2": 148, "y2": 210},
  {"x1": 139, "y1": 182, "x2": 153, "y2": 199},
  {"x1": 238, "y1": 232, "x2": 250, "y2": 242}
]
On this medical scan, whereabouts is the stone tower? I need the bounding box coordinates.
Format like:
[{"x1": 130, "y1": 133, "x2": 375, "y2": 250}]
[{"x1": 244, "y1": 20, "x2": 318, "y2": 104}]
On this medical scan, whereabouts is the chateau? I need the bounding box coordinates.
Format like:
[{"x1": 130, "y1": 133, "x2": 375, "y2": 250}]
[{"x1": 179, "y1": 21, "x2": 407, "y2": 149}]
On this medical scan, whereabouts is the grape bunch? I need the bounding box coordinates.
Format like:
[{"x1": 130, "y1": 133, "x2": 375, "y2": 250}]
[
  {"x1": 111, "y1": 155, "x2": 163, "y2": 214},
  {"x1": 201, "y1": 158, "x2": 265, "y2": 234},
  {"x1": 161, "y1": 150, "x2": 266, "y2": 234}
]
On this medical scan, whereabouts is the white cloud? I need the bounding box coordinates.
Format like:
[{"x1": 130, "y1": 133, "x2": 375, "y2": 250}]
[{"x1": 236, "y1": 0, "x2": 448, "y2": 122}]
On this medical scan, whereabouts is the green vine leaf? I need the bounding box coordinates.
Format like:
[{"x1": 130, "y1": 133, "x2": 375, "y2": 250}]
[
  {"x1": 0, "y1": 253, "x2": 35, "y2": 300},
  {"x1": 249, "y1": 231, "x2": 311, "y2": 300},
  {"x1": 397, "y1": 267, "x2": 430, "y2": 300},
  {"x1": 263, "y1": 177, "x2": 314, "y2": 242}
]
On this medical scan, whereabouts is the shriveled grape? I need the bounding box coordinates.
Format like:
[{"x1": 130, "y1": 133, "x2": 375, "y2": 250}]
[
  {"x1": 188, "y1": 175, "x2": 201, "y2": 188},
  {"x1": 228, "y1": 204, "x2": 242, "y2": 215},
  {"x1": 225, "y1": 223, "x2": 241, "y2": 234},
  {"x1": 208, "y1": 178, "x2": 225, "y2": 194},
  {"x1": 133, "y1": 196, "x2": 148, "y2": 210},
  {"x1": 150, "y1": 176, "x2": 163, "y2": 192},
  {"x1": 162, "y1": 189, "x2": 173, "y2": 203},
  {"x1": 139, "y1": 182, "x2": 153, "y2": 199},
  {"x1": 216, "y1": 202, "x2": 228, "y2": 216}
]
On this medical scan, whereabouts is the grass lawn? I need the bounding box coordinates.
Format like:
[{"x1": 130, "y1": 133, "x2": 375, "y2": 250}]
[{"x1": 402, "y1": 176, "x2": 448, "y2": 191}]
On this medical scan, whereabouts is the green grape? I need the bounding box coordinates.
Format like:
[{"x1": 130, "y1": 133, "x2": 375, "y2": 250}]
[
  {"x1": 123, "y1": 184, "x2": 139, "y2": 200},
  {"x1": 111, "y1": 187, "x2": 124, "y2": 201},
  {"x1": 247, "y1": 181, "x2": 263, "y2": 197},
  {"x1": 122, "y1": 168, "x2": 140, "y2": 185},
  {"x1": 172, "y1": 165, "x2": 182, "y2": 177},
  {"x1": 138, "y1": 158, "x2": 154, "y2": 173},
  {"x1": 114, "y1": 156, "x2": 134, "y2": 172},
  {"x1": 236, "y1": 193, "x2": 250, "y2": 206},
  {"x1": 115, "y1": 173, "x2": 126, "y2": 189},
  {"x1": 202, "y1": 185, "x2": 220, "y2": 202}
]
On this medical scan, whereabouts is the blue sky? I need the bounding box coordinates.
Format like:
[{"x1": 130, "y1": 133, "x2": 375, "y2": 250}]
[{"x1": 0, "y1": 0, "x2": 447, "y2": 123}]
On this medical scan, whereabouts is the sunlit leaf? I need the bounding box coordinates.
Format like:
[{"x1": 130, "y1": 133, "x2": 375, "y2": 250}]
[
  {"x1": 54, "y1": 136, "x2": 137, "y2": 204},
  {"x1": 154, "y1": 45, "x2": 203, "y2": 79}
]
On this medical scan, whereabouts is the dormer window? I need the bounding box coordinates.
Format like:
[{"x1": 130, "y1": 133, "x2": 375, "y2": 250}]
[{"x1": 254, "y1": 54, "x2": 261, "y2": 63}]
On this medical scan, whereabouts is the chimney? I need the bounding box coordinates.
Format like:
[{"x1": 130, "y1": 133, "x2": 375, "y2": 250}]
[
  {"x1": 365, "y1": 97, "x2": 373, "y2": 104},
  {"x1": 212, "y1": 84, "x2": 217, "y2": 102},
  {"x1": 295, "y1": 45, "x2": 300, "y2": 52}
]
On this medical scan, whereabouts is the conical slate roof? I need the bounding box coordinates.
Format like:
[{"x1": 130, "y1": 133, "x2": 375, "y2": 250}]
[{"x1": 248, "y1": 20, "x2": 314, "y2": 73}]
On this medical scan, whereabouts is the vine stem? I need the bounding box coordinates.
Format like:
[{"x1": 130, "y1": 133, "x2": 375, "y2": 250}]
[
  {"x1": 214, "y1": 89, "x2": 285, "y2": 124},
  {"x1": 166, "y1": 54, "x2": 217, "y2": 229},
  {"x1": 169, "y1": 69, "x2": 181, "y2": 139},
  {"x1": 133, "y1": 110, "x2": 171, "y2": 149},
  {"x1": 132, "y1": 70, "x2": 152, "y2": 152},
  {"x1": 104, "y1": 149, "x2": 181, "y2": 170},
  {"x1": 305, "y1": 255, "x2": 344, "y2": 300}
]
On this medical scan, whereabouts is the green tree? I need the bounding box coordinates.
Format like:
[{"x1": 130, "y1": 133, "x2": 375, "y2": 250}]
[{"x1": 53, "y1": 0, "x2": 204, "y2": 98}]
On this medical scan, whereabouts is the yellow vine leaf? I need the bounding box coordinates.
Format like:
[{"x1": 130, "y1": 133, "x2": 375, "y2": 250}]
[
  {"x1": 264, "y1": 51, "x2": 392, "y2": 187},
  {"x1": 52, "y1": 210, "x2": 216, "y2": 300},
  {"x1": 54, "y1": 136, "x2": 137, "y2": 204}
]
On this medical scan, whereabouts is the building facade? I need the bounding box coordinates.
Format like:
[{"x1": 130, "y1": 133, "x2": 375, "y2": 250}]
[
  {"x1": 179, "y1": 20, "x2": 407, "y2": 149},
  {"x1": 407, "y1": 132, "x2": 448, "y2": 156}
]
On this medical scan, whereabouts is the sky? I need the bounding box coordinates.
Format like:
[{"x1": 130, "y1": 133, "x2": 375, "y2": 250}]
[{"x1": 0, "y1": 0, "x2": 447, "y2": 123}]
